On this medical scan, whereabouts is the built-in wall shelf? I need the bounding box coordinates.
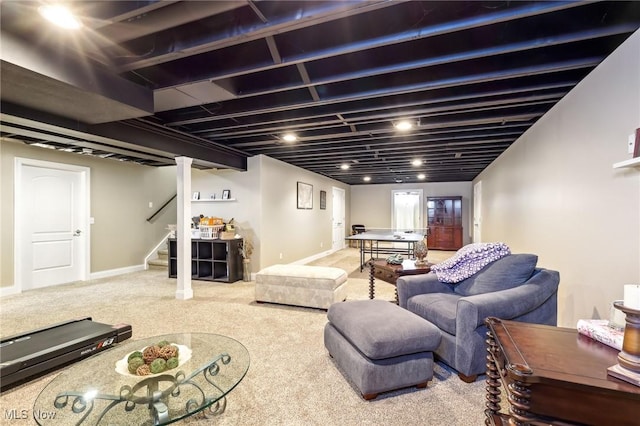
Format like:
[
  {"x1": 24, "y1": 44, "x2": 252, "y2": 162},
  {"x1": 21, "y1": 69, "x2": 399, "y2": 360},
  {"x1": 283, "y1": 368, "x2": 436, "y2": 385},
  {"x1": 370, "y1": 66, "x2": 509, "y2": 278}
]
[
  {"x1": 613, "y1": 158, "x2": 640, "y2": 169},
  {"x1": 192, "y1": 198, "x2": 237, "y2": 202}
]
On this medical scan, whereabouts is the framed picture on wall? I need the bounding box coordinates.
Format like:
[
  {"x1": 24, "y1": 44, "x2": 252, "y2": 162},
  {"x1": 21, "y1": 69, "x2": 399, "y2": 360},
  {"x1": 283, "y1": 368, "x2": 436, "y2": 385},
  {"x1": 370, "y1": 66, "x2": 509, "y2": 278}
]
[
  {"x1": 320, "y1": 190, "x2": 326, "y2": 210},
  {"x1": 192, "y1": 191, "x2": 200, "y2": 200},
  {"x1": 222, "y1": 189, "x2": 231, "y2": 200},
  {"x1": 297, "y1": 182, "x2": 313, "y2": 209}
]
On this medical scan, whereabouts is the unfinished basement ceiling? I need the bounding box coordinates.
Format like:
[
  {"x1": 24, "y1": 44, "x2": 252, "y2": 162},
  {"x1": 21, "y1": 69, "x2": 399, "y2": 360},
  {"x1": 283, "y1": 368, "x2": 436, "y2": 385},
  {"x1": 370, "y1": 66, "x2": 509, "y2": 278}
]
[{"x1": 1, "y1": 1, "x2": 639, "y2": 184}]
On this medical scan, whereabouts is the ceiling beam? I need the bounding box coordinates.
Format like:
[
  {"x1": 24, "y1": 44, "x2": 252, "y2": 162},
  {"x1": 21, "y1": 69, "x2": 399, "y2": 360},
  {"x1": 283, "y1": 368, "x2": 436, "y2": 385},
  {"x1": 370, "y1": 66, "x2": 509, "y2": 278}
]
[
  {"x1": 115, "y1": 1, "x2": 398, "y2": 72},
  {"x1": 196, "y1": 92, "x2": 562, "y2": 140},
  {"x1": 186, "y1": 82, "x2": 573, "y2": 136},
  {"x1": 166, "y1": 57, "x2": 598, "y2": 127},
  {"x1": 0, "y1": 32, "x2": 153, "y2": 124},
  {"x1": 127, "y1": 1, "x2": 596, "y2": 88},
  {"x1": 1, "y1": 102, "x2": 248, "y2": 170}
]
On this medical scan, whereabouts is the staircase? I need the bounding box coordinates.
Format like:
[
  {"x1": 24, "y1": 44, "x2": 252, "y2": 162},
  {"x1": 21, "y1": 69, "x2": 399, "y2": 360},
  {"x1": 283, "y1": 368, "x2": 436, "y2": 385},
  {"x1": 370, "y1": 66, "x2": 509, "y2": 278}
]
[{"x1": 147, "y1": 247, "x2": 169, "y2": 270}]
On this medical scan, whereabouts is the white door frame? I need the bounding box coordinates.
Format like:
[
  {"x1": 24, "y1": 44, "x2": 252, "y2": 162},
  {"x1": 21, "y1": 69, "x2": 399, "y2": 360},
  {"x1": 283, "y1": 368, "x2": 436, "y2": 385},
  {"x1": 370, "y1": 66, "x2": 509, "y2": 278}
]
[
  {"x1": 332, "y1": 187, "x2": 346, "y2": 251},
  {"x1": 14, "y1": 158, "x2": 91, "y2": 292},
  {"x1": 473, "y1": 180, "x2": 482, "y2": 243}
]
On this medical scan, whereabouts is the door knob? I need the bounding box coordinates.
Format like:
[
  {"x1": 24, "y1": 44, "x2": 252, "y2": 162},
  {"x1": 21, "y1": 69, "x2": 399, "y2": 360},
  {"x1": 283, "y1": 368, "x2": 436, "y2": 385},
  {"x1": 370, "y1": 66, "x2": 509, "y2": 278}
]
[{"x1": 74, "y1": 229, "x2": 82, "y2": 236}]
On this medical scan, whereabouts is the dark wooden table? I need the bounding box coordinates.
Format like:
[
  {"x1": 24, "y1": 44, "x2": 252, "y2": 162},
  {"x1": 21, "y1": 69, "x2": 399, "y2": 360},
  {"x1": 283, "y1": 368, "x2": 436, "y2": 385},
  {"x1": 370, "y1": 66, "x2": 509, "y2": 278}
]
[
  {"x1": 485, "y1": 317, "x2": 640, "y2": 426},
  {"x1": 368, "y1": 258, "x2": 433, "y2": 303}
]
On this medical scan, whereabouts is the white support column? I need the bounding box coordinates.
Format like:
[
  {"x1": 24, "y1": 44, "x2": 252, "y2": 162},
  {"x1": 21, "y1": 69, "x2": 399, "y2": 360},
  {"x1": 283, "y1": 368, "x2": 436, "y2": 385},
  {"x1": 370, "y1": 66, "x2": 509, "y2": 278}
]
[{"x1": 175, "y1": 156, "x2": 193, "y2": 300}]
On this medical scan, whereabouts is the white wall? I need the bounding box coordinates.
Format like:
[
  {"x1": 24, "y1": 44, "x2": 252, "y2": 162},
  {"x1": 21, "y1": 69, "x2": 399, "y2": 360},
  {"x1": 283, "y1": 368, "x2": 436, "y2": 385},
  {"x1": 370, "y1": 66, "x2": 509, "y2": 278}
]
[
  {"x1": 475, "y1": 30, "x2": 640, "y2": 327},
  {"x1": 351, "y1": 182, "x2": 473, "y2": 244}
]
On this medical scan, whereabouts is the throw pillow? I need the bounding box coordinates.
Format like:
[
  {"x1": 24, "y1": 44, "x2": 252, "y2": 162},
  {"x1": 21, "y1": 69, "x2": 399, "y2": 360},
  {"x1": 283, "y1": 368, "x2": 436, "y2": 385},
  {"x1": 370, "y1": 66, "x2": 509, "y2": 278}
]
[
  {"x1": 454, "y1": 254, "x2": 538, "y2": 296},
  {"x1": 431, "y1": 242, "x2": 511, "y2": 283}
]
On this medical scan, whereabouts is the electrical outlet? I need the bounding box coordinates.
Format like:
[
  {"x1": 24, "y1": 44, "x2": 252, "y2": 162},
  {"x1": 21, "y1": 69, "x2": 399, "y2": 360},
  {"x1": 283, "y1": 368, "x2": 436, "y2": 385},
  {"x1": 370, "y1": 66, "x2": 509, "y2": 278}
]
[
  {"x1": 279, "y1": 253, "x2": 283, "y2": 259},
  {"x1": 320, "y1": 242, "x2": 323, "y2": 248},
  {"x1": 149, "y1": 201, "x2": 153, "y2": 208}
]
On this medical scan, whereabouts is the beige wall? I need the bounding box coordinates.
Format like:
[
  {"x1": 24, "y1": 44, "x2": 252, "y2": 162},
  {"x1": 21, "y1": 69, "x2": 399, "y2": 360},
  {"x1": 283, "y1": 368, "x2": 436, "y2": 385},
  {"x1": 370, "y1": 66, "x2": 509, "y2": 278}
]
[
  {"x1": 258, "y1": 155, "x2": 350, "y2": 267},
  {"x1": 0, "y1": 139, "x2": 177, "y2": 287},
  {"x1": 1, "y1": 142, "x2": 349, "y2": 287},
  {"x1": 474, "y1": 30, "x2": 640, "y2": 327},
  {"x1": 191, "y1": 156, "x2": 262, "y2": 272},
  {"x1": 191, "y1": 155, "x2": 350, "y2": 271},
  {"x1": 351, "y1": 182, "x2": 473, "y2": 245}
]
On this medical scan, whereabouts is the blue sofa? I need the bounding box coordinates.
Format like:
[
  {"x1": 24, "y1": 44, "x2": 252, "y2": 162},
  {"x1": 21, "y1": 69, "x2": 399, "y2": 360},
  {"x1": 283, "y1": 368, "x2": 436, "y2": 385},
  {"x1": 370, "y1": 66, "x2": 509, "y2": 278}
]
[{"x1": 397, "y1": 254, "x2": 559, "y2": 382}]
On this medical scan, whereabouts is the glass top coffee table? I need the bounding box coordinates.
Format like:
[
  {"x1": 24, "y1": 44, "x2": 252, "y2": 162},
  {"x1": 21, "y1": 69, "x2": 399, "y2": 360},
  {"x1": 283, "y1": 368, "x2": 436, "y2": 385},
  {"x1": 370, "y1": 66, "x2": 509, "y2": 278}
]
[{"x1": 33, "y1": 333, "x2": 250, "y2": 425}]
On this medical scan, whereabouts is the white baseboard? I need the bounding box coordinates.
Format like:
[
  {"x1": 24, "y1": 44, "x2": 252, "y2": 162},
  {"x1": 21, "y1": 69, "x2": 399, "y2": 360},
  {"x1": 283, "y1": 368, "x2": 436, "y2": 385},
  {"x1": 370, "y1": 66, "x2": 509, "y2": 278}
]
[
  {"x1": 291, "y1": 249, "x2": 338, "y2": 265},
  {"x1": 90, "y1": 264, "x2": 145, "y2": 280},
  {"x1": 1, "y1": 265, "x2": 146, "y2": 297},
  {"x1": 0, "y1": 285, "x2": 21, "y2": 297}
]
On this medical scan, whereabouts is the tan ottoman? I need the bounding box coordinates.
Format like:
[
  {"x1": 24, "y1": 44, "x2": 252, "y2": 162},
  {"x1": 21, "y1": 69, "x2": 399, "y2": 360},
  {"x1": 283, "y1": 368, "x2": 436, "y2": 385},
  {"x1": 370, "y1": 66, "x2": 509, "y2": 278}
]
[{"x1": 255, "y1": 264, "x2": 348, "y2": 309}]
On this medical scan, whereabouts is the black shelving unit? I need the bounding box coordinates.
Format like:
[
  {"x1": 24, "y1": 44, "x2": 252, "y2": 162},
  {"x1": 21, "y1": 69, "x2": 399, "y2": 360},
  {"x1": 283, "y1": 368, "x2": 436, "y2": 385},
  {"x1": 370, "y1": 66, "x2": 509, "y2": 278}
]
[{"x1": 168, "y1": 238, "x2": 243, "y2": 283}]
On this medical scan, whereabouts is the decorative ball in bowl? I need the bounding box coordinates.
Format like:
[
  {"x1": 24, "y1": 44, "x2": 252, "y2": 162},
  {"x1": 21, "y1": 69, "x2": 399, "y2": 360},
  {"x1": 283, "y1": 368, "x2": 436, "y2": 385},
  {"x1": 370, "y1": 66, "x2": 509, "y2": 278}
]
[{"x1": 115, "y1": 340, "x2": 192, "y2": 378}]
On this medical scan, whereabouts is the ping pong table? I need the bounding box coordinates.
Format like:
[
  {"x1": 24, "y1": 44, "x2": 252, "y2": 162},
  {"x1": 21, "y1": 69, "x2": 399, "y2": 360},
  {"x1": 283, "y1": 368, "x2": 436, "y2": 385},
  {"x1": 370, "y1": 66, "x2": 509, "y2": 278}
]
[{"x1": 345, "y1": 230, "x2": 426, "y2": 271}]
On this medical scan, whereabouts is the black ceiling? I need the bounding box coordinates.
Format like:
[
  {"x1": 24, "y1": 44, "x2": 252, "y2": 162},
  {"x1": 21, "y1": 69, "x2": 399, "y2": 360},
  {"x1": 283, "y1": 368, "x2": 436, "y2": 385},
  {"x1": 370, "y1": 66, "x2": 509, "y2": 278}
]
[{"x1": 1, "y1": 1, "x2": 639, "y2": 184}]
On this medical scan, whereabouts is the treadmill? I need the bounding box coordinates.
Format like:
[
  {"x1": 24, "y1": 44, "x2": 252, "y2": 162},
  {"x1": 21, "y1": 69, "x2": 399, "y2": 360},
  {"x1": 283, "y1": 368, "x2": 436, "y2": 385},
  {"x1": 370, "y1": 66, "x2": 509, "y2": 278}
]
[{"x1": 0, "y1": 317, "x2": 132, "y2": 391}]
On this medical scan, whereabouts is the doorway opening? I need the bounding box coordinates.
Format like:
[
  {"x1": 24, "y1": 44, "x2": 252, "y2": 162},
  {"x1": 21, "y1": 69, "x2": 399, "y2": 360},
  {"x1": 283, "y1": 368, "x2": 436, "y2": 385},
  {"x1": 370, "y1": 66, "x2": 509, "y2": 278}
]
[{"x1": 391, "y1": 189, "x2": 423, "y2": 233}]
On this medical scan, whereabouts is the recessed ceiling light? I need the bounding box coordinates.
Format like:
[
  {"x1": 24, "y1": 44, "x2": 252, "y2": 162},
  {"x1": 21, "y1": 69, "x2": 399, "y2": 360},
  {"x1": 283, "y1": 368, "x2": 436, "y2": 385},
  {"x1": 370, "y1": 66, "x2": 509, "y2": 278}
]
[
  {"x1": 394, "y1": 120, "x2": 413, "y2": 131},
  {"x1": 417, "y1": 173, "x2": 426, "y2": 180},
  {"x1": 411, "y1": 159, "x2": 423, "y2": 167},
  {"x1": 363, "y1": 176, "x2": 371, "y2": 182},
  {"x1": 39, "y1": 4, "x2": 83, "y2": 29},
  {"x1": 282, "y1": 133, "x2": 297, "y2": 142},
  {"x1": 340, "y1": 164, "x2": 350, "y2": 170}
]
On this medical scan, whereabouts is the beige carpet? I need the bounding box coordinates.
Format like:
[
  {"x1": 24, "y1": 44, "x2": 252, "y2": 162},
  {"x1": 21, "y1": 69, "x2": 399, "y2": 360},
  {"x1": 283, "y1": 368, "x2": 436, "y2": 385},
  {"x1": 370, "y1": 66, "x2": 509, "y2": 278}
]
[{"x1": 0, "y1": 248, "x2": 489, "y2": 426}]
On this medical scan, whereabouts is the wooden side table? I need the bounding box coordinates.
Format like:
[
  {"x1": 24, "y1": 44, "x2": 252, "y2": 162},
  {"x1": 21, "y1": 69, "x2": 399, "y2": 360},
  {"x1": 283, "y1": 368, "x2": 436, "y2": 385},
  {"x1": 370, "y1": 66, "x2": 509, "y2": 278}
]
[
  {"x1": 484, "y1": 317, "x2": 640, "y2": 426},
  {"x1": 369, "y1": 258, "x2": 433, "y2": 303}
]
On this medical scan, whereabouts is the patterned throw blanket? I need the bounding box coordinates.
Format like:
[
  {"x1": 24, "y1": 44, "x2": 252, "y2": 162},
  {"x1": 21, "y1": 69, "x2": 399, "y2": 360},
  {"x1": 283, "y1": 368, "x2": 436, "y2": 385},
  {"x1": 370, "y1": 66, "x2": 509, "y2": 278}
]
[{"x1": 431, "y1": 242, "x2": 511, "y2": 283}]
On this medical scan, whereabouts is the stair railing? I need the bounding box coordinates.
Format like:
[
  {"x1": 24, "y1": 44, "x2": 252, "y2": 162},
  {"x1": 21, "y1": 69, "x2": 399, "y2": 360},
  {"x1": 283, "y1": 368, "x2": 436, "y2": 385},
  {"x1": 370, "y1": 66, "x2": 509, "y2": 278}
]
[{"x1": 147, "y1": 194, "x2": 176, "y2": 222}]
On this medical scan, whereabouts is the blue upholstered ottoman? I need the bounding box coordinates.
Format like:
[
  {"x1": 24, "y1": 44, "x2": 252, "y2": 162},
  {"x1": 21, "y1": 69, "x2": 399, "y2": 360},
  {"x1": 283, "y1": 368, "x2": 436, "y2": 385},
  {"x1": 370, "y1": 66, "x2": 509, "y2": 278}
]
[{"x1": 324, "y1": 299, "x2": 441, "y2": 400}]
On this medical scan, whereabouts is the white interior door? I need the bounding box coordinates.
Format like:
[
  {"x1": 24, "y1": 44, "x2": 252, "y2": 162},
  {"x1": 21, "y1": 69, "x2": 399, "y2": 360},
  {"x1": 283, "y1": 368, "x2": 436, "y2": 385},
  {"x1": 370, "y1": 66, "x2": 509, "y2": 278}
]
[
  {"x1": 473, "y1": 180, "x2": 482, "y2": 243},
  {"x1": 332, "y1": 187, "x2": 345, "y2": 251},
  {"x1": 15, "y1": 159, "x2": 90, "y2": 290}
]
